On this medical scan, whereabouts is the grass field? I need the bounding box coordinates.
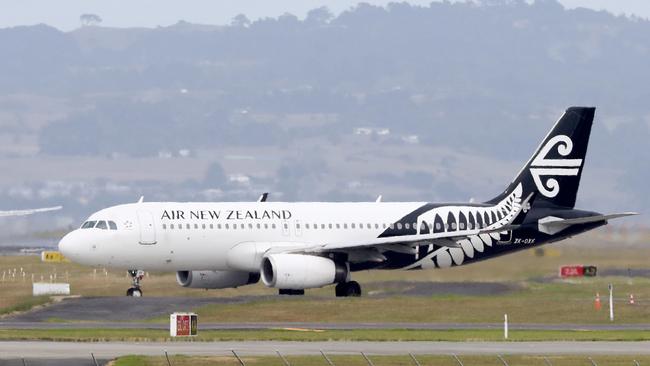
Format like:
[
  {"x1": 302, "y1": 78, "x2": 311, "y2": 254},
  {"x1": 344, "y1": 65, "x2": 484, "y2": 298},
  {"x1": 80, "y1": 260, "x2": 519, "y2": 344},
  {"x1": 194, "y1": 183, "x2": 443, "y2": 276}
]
[
  {"x1": 113, "y1": 354, "x2": 650, "y2": 366},
  {"x1": 1, "y1": 230, "x2": 649, "y2": 326},
  {"x1": 2, "y1": 328, "x2": 650, "y2": 342}
]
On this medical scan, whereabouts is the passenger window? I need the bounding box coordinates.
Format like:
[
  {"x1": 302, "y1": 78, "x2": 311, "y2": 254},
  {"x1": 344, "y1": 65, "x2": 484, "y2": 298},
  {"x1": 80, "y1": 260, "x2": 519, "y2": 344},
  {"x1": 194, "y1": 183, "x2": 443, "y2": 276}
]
[
  {"x1": 389, "y1": 223, "x2": 395, "y2": 229},
  {"x1": 257, "y1": 223, "x2": 261, "y2": 229},
  {"x1": 328, "y1": 223, "x2": 333, "y2": 229},
  {"x1": 321, "y1": 224, "x2": 325, "y2": 229},
  {"x1": 186, "y1": 224, "x2": 190, "y2": 229},
  {"x1": 397, "y1": 223, "x2": 403, "y2": 230},
  {"x1": 305, "y1": 223, "x2": 310, "y2": 229},
  {"x1": 194, "y1": 224, "x2": 199, "y2": 229},
  {"x1": 225, "y1": 223, "x2": 230, "y2": 229},
  {"x1": 460, "y1": 223, "x2": 465, "y2": 230},
  {"x1": 313, "y1": 223, "x2": 317, "y2": 230},
  {"x1": 405, "y1": 223, "x2": 410, "y2": 229},
  {"x1": 162, "y1": 224, "x2": 167, "y2": 230},
  {"x1": 336, "y1": 224, "x2": 340, "y2": 229},
  {"x1": 95, "y1": 221, "x2": 107, "y2": 230},
  {"x1": 81, "y1": 221, "x2": 97, "y2": 229},
  {"x1": 296, "y1": 223, "x2": 301, "y2": 229},
  {"x1": 170, "y1": 224, "x2": 175, "y2": 229},
  {"x1": 240, "y1": 223, "x2": 245, "y2": 229},
  {"x1": 367, "y1": 223, "x2": 371, "y2": 229},
  {"x1": 108, "y1": 221, "x2": 118, "y2": 230},
  {"x1": 272, "y1": 223, "x2": 276, "y2": 229},
  {"x1": 344, "y1": 223, "x2": 348, "y2": 229},
  {"x1": 374, "y1": 223, "x2": 379, "y2": 229},
  {"x1": 210, "y1": 224, "x2": 214, "y2": 229},
  {"x1": 202, "y1": 224, "x2": 206, "y2": 229},
  {"x1": 283, "y1": 223, "x2": 288, "y2": 229},
  {"x1": 264, "y1": 223, "x2": 269, "y2": 229},
  {"x1": 248, "y1": 223, "x2": 253, "y2": 229},
  {"x1": 350, "y1": 223, "x2": 355, "y2": 229}
]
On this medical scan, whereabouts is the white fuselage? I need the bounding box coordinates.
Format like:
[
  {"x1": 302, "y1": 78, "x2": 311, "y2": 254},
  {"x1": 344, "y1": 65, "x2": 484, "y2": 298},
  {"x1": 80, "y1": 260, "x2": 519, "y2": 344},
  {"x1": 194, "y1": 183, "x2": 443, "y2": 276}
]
[{"x1": 59, "y1": 201, "x2": 427, "y2": 271}]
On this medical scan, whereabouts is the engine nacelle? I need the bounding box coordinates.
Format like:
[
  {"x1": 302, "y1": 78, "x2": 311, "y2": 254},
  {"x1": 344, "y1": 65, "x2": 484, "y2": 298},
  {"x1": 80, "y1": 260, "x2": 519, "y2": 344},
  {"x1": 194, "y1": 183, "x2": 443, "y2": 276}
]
[
  {"x1": 261, "y1": 254, "x2": 348, "y2": 289},
  {"x1": 176, "y1": 270, "x2": 260, "y2": 289}
]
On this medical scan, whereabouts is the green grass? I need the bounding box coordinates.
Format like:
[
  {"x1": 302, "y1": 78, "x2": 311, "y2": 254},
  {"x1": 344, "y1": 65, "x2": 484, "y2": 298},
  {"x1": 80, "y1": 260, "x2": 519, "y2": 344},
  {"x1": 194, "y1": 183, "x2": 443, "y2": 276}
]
[
  {"x1": 1, "y1": 328, "x2": 650, "y2": 342},
  {"x1": 0, "y1": 295, "x2": 50, "y2": 316},
  {"x1": 114, "y1": 354, "x2": 650, "y2": 366}
]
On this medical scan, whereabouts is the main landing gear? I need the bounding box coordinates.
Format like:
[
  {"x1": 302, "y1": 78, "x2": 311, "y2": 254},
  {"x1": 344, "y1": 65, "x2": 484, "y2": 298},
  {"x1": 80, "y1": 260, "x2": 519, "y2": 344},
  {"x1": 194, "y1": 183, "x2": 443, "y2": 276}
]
[
  {"x1": 335, "y1": 281, "x2": 361, "y2": 297},
  {"x1": 126, "y1": 269, "x2": 144, "y2": 297}
]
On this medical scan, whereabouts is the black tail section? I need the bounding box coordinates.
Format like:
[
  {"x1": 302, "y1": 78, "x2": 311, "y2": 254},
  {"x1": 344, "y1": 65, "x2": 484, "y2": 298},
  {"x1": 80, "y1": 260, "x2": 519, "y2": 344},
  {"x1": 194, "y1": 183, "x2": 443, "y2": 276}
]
[{"x1": 488, "y1": 107, "x2": 595, "y2": 208}]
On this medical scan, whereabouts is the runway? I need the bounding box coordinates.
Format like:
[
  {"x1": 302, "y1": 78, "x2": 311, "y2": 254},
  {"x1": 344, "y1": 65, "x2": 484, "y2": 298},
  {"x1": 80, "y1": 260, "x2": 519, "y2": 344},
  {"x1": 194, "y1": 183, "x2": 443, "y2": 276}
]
[
  {"x1": 1, "y1": 321, "x2": 649, "y2": 331},
  {"x1": 2, "y1": 341, "x2": 650, "y2": 358}
]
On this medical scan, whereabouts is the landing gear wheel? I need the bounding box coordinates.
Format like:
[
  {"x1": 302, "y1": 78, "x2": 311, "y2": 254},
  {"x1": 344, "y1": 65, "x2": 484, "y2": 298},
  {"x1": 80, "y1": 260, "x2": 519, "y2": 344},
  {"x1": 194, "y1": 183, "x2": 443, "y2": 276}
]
[
  {"x1": 126, "y1": 287, "x2": 142, "y2": 297},
  {"x1": 126, "y1": 269, "x2": 145, "y2": 297},
  {"x1": 335, "y1": 281, "x2": 362, "y2": 297},
  {"x1": 279, "y1": 289, "x2": 305, "y2": 296}
]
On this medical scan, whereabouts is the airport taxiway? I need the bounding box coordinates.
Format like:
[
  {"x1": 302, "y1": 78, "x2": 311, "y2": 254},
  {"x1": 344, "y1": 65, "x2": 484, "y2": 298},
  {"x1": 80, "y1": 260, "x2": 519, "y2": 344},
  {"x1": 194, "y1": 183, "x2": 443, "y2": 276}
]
[{"x1": 2, "y1": 341, "x2": 650, "y2": 358}]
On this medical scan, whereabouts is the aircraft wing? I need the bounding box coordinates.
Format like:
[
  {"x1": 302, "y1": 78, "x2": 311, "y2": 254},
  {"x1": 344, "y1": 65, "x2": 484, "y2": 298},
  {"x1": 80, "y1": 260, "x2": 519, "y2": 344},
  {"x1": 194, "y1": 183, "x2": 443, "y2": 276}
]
[{"x1": 0, "y1": 206, "x2": 62, "y2": 218}]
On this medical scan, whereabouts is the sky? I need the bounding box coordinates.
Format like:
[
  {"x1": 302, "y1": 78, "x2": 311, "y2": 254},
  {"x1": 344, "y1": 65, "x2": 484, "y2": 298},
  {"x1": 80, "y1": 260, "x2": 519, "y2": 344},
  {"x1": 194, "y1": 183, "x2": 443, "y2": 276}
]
[{"x1": 0, "y1": 0, "x2": 648, "y2": 31}]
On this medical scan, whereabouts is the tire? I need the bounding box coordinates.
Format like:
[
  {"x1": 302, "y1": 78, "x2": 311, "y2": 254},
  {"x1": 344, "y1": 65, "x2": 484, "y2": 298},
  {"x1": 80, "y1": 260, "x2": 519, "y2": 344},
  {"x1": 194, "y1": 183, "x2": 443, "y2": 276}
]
[
  {"x1": 346, "y1": 281, "x2": 361, "y2": 297},
  {"x1": 335, "y1": 282, "x2": 347, "y2": 297},
  {"x1": 335, "y1": 281, "x2": 362, "y2": 297},
  {"x1": 126, "y1": 287, "x2": 143, "y2": 297},
  {"x1": 279, "y1": 289, "x2": 304, "y2": 296}
]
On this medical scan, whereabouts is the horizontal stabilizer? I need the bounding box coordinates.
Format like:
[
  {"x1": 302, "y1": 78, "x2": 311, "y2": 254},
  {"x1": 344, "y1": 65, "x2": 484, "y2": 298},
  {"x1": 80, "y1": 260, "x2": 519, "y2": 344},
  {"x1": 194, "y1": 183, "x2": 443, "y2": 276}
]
[
  {"x1": 538, "y1": 212, "x2": 638, "y2": 235},
  {"x1": 544, "y1": 212, "x2": 638, "y2": 226}
]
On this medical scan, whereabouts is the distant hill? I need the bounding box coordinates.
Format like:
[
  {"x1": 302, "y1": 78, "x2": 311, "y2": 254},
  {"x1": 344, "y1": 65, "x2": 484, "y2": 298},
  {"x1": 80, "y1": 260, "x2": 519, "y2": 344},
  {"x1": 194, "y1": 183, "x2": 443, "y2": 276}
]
[{"x1": 0, "y1": 0, "x2": 647, "y2": 233}]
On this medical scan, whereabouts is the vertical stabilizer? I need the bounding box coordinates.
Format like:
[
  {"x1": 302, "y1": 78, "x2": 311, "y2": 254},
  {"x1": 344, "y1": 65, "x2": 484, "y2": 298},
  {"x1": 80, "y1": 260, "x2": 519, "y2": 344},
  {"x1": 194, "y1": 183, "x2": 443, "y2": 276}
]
[{"x1": 488, "y1": 107, "x2": 595, "y2": 208}]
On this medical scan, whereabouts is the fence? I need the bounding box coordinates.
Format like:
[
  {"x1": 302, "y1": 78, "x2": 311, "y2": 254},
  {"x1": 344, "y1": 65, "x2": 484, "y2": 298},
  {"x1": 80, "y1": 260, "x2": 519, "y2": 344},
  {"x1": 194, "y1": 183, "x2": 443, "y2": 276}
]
[{"x1": 7, "y1": 352, "x2": 643, "y2": 366}]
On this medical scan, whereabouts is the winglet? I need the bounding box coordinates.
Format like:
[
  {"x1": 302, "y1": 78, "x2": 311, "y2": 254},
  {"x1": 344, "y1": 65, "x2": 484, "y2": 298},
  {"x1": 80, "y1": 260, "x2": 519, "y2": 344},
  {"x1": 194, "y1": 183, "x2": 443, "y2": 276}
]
[{"x1": 257, "y1": 193, "x2": 269, "y2": 202}]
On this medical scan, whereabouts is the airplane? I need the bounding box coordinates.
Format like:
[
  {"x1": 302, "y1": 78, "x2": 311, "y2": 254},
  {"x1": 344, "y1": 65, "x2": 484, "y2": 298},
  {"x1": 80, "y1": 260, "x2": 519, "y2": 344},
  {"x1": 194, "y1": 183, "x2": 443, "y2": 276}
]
[
  {"x1": 58, "y1": 107, "x2": 637, "y2": 297},
  {"x1": 0, "y1": 206, "x2": 62, "y2": 217}
]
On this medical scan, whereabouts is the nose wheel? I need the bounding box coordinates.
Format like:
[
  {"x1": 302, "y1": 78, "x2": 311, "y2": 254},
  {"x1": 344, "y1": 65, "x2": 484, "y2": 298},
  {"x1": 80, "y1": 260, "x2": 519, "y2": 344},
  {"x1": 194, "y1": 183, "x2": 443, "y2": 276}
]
[{"x1": 126, "y1": 269, "x2": 145, "y2": 297}]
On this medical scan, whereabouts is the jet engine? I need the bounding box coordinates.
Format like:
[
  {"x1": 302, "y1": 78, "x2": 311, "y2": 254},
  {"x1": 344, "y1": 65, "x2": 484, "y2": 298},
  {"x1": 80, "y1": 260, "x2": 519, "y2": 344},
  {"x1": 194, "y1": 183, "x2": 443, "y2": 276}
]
[
  {"x1": 176, "y1": 270, "x2": 260, "y2": 289},
  {"x1": 261, "y1": 253, "x2": 348, "y2": 289}
]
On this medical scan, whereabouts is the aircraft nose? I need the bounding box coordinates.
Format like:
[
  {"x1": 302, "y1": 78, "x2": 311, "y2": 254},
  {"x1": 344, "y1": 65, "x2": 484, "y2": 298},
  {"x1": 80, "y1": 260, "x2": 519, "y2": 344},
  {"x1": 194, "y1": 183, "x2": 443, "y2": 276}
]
[{"x1": 58, "y1": 231, "x2": 81, "y2": 260}]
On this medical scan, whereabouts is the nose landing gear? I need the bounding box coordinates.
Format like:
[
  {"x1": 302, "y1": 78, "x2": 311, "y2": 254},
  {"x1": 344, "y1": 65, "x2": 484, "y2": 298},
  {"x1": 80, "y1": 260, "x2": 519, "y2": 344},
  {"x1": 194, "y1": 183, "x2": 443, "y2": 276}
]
[{"x1": 126, "y1": 269, "x2": 145, "y2": 297}]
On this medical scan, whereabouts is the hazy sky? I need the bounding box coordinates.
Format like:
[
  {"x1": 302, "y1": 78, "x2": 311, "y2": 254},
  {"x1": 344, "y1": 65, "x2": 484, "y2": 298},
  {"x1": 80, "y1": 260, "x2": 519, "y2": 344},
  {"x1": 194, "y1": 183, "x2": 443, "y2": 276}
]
[{"x1": 0, "y1": 0, "x2": 648, "y2": 31}]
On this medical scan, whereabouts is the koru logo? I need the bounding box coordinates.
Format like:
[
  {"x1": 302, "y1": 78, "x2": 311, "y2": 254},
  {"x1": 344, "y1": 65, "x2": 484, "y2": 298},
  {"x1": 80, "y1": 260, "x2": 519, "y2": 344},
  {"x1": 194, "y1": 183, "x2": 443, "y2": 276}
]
[{"x1": 529, "y1": 135, "x2": 582, "y2": 198}]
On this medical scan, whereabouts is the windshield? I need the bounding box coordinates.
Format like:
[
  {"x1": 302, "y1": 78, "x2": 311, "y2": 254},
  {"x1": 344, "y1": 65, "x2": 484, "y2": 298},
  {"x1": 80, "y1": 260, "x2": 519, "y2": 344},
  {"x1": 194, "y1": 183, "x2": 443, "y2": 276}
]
[
  {"x1": 80, "y1": 220, "x2": 118, "y2": 230},
  {"x1": 81, "y1": 221, "x2": 97, "y2": 229}
]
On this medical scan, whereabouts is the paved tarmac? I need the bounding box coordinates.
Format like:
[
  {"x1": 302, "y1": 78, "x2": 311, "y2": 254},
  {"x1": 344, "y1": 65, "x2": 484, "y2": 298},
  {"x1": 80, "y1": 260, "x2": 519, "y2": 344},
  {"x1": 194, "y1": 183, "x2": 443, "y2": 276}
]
[
  {"x1": 1, "y1": 320, "x2": 649, "y2": 331},
  {"x1": 2, "y1": 341, "x2": 650, "y2": 358}
]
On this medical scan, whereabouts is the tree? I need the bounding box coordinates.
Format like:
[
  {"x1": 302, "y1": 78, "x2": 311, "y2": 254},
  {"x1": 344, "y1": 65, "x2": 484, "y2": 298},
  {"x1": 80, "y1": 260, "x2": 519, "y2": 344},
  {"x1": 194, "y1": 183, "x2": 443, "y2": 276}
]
[
  {"x1": 306, "y1": 6, "x2": 334, "y2": 25},
  {"x1": 231, "y1": 14, "x2": 251, "y2": 28},
  {"x1": 80, "y1": 14, "x2": 102, "y2": 26}
]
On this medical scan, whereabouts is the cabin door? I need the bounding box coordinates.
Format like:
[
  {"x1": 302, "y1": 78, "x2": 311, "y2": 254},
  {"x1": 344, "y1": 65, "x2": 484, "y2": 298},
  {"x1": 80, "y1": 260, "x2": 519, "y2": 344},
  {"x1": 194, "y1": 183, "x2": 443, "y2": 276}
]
[{"x1": 137, "y1": 211, "x2": 157, "y2": 245}]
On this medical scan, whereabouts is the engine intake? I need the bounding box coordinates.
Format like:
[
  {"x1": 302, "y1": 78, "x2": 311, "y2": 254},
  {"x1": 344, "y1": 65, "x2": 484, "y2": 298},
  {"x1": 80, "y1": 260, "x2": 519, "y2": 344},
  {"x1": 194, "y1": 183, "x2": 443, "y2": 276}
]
[
  {"x1": 176, "y1": 270, "x2": 260, "y2": 289},
  {"x1": 261, "y1": 253, "x2": 348, "y2": 289}
]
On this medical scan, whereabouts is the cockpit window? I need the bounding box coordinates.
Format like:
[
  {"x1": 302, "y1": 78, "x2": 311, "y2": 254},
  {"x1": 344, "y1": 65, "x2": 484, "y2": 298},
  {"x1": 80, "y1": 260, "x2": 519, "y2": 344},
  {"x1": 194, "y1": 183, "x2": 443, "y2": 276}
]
[
  {"x1": 108, "y1": 221, "x2": 117, "y2": 230},
  {"x1": 81, "y1": 221, "x2": 97, "y2": 229},
  {"x1": 95, "y1": 221, "x2": 108, "y2": 230}
]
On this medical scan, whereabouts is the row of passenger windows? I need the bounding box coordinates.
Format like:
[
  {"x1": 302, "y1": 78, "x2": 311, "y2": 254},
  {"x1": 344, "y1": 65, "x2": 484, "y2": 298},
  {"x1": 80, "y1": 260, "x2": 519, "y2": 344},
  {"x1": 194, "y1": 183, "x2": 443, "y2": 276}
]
[
  {"x1": 81, "y1": 220, "x2": 118, "y2": 230},
  {"x1": 161, "y1": 221, "x2": 476, "y2": 231}
]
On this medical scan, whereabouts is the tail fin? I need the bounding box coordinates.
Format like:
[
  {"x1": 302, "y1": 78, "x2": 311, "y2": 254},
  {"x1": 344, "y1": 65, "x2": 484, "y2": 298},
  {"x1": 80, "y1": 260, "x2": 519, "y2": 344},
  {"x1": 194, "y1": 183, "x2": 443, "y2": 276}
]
[{"x1": 487, "y1": 107, "x2": 595, "y2": 208}]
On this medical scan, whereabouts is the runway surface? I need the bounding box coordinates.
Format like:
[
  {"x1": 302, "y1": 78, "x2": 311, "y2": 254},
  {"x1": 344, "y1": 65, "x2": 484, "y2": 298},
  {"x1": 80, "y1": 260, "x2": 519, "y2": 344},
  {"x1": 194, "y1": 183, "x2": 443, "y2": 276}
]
[
  {"x1": 2, "y1": 341, "x2": 650, "y2": 358},
  {"x1": 1, "y1": 321, "x2": 650, "y2": 330}
]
